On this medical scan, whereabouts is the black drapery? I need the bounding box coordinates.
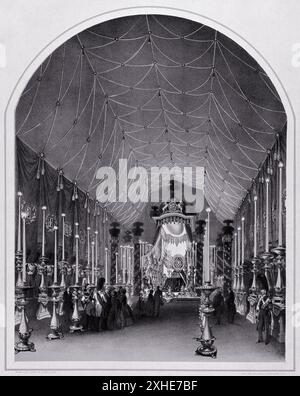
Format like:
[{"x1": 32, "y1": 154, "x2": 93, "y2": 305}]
[{"x1": 16, "y1": 138, "x2": 126, "y2": 267}]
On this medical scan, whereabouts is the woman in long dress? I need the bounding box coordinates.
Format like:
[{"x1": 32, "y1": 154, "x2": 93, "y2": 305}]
[
  {"x1": 145, "y1": 289, "x2": 155, "y2": 317},
  {"x1": 133, "y1": 292, "x2": 146, "y2": 319},
  {"x1": 121, "y1": 288, "x2": 134, "y2": 327}
]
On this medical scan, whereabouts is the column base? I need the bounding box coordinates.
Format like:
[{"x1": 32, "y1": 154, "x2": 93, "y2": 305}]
[
  {"x1": 15, "y1": 338, "x2": 36, "y2": 354},
  {"x1": 46, "y1": 329, "x2": 64, "y2": 341}
]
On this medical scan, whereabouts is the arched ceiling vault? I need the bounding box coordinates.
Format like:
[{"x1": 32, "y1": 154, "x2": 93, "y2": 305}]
[{"x1": 16, "y1": 15, "x2": 287, "y2": 226}]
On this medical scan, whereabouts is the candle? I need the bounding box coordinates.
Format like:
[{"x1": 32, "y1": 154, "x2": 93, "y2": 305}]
[
  {"x1": 105, "y1": 247, "x2": 108, "y2": 283},
  {"x1": 115, "y1": 252, "x2": 118, "y2": 284},
  {"x1": 265, "y1": 178, "x2": 270, "y2": 252},
  {"x1": 278, "y1": 161, "x2": 283, "y2": 246},
  {"x1": 237, "y1": 226, "x2": 241, "y2": 267},
  {"x1": 91, "y1": 240, "x2": 95, "y2": 284},
  {"x1": 21, "y1": 213, "x2": 27, "y2": 283},
  {"x1": 17, "y1": 192, "x2": 22, "y2": 252},
  {"x1": 54, "y1": 226, "x2": 58, "y2": 283},
  {"x1": 87, "y1": 227, "x2": 90, "y2": 271},
  {"x1": 61, "y1": 213, "x2": 65, "y2": 260},
  {"x1": 42, "y1": 206, "x2": 47, "y2": 256},
  {"x1": 234, "y1": 232, "x2": 237, "y2": 289},
  {"x1": 241, "y1": 217, "x2": 245, "y2": 264},
  {"x1": 254, "y1": 196, "x2": 257, "y2": 257},
  {"x1": 95, "y1": 230, "x2": 98, "y2": 280},
  {"x1": 75, "y1": 234, "x2": 79, "y2": 284},
  {"x1": 204, "y1": 207, "x2": 211, "y2": 283},
  {"x1": 122, "y1": 247, "x2": 126, "y2": 284}
]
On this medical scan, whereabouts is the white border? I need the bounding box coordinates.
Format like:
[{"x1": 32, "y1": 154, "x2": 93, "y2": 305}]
[{"x1": 4, "y1": 4, "x2": 296, "y2": 374}]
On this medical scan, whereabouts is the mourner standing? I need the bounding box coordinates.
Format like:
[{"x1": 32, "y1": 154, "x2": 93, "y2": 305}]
[{"x1": 256, "y1": 289, "x2": 271, "y2": 345}]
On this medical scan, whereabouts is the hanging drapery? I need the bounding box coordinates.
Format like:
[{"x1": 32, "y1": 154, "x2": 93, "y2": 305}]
[
  {"x1": 233, "y1": 129, "x2": 286, "y2": 260},
  {"x1": 16, "y1": 138, "x2": 123, "y2": 268}
]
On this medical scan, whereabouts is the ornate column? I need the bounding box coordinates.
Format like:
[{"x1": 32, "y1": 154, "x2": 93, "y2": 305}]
[
  {"x1": 123, "y1": 230, "x2": 133, "y2": 295},
  {"x1": 221, "y1": 220, "x2": 234, "y2": 292},
  {"x1": 233, "y1": 232, "x2": 238, "y2": 291},
  {"x1": 236, "y1": 217, "x2": 248, "y2": 316},
  {"x1": 271, "y1": 160, "x2": 286, "y2": 343},
  {"x1": 109, "y1": 222, "x2": 120, "y2": 285},
  {"x1": 247, "y1": 195, "x2": 261, "y2": 324},
  {"x1": 260, "y1": 177, "x2": 274, "y2": 294},
  {"x1": 195, "y1": 220, "x2": 205, "y2": 289},
  {"x1": 132, "y1": 222, "x2": 144, "y2": 296}
]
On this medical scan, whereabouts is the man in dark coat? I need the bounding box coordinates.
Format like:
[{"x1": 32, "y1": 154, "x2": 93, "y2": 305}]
[
  {"x1": 213, "y1": 289, "x2": 225, "y2": 325},
  {"x1": 226, "y1": 288, "x2": 236, "y2": 324},
  {"x1": 153, "y1": 286, "x2": 162, "y2": 317},
  {"x1": 256, "y1": 289, "x2": 271, "y2": 345}
]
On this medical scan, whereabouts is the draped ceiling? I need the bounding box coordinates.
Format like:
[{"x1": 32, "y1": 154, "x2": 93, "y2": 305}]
[{"x1": 16, "y1": 14, "x2": 287, "y2": 226}]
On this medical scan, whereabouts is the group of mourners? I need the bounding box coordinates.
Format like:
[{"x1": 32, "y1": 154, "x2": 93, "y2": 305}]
[
  {"x1": 62, "y1": 278, "x2": 163, "y2": 332},
  {"x1": 134, "y1": 287, "x2": 163, "y2": 318},
  {"x1": 211, "y1": 287, "x2": 237, "y2": 325},
  {"x1": 212, "y1": 287, "x2": 273, "y2": 345}
]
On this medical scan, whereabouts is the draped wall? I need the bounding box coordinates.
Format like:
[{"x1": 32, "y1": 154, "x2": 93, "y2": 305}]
[
  {"x1": 233, "y1": 129, "x2": 286, "y2": 260},
  {"x1": 16, "y1": 138, "x2": 127, "y2": 270}
]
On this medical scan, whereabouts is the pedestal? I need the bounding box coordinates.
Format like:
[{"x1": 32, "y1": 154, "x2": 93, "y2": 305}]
[
  {"x1": 15, "y1": 284, "x2": 36, "y2": 353},
  {"x1": 46, "y1": 284, "x2": 64, "y2": 341},
  {"x1": 246, "y1": 257, "x2": 260, "y2": 324},
  {"x1": 69, "y1": 284, "x2": 84, "y2": 333},
  {"x1": 260, "y1": 251, "x2": 274, "y2": 294},
  {"x1": 15, "y1": 251, "x2": 23, "y2": 288},
  {"x1": 194, "y1": 282, "x2": 217, "y2": 358},
  {"x1": 236, "y1": 291, "x2": 248, "y2": 316}
]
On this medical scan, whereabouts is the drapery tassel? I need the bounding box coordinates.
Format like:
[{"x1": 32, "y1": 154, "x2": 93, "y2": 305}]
[
  {"x1": 36, "y1": 152, "x2": 45, "y2": 180},
  {"x1": 267, "y1": 149, "x2": 273, "y2": 176},
  {"x1": 56, "y1": 169, "x2": 64, "y2": 191},
  {"x1": 72, "y1": 182, "x2": 78, "y2": 201}
]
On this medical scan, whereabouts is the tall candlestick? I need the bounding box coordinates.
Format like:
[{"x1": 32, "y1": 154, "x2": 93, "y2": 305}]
[
  {"x1": 278, "y1": 161, "x2": 283, "y2": 246},
  {"x1": 75, "y1": 234, "x2": 79, "y2": 284},
  {"x1": 54, "y1": 226, "x2": 58, "y2": 284},
  {"x1": 115, "y1": 252, "x2": 119, "y2": 284},
  {"x1": 241, "y1": 217, "x2": 245, "y2": 264},
  {"x1": 234, "y1": 232, "x2": 237, "y2": 289},
  {"x1": 91, "y1": 240, "x2": 95, "y2": 284},
  {"x1": 21, "y1": 214, "x2": 27, "y2": 283},
  {"x1": 204, "y1": 207, "x2": 211, "y2": 283},
  {"x1": 95, "y1": 230, "x2": 98, "y2": 280},
  {"x1": 122, "y1": 247, "x2": 126, "y2": 284},
  {"x1": 105, "y1": 247, "x2": 108, "y2": 283},
  {"x1": 265, "y1": 178, "x2": 270, "y2": 252},
  {"x1": 42, "y1": 206, "x2": 47, "y2": 256},
  {"x1": 61, "y1": 213, "x2": 65, "y2": 260},
  {"x1": 237, "y1": 227, "x2": 241, "y2": 267},
  {"x1": 254, "y1": 196, "x2": 257, "y2": 257},
  {"x1": 17, "y1": 192, "x2": 22, "y2": 252},
  {"x1": 87, "y1": 227, "x2": 90, "y2": 271},
  {"x1": 234, "y1": 232, "x2": 237, "y2": 268}
]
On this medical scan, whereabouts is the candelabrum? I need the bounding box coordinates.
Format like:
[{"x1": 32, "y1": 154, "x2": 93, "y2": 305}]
[
  {"x1": 58, "y1": 260, "x2": 68, "y2": 289},
  {"x1": 194, "y1": 281, "x2": 217, "y2": 358},
  {"x1": 246, "y1": 257, "x2": 260, "y2": 324},
  {"x1": 260, "y1": 251, "x2": 274, "y2": 295},
  {"x1": 15, "y1": 283, "x2": 36, "y2": 353},
  {"x1": 69, "y1": 284, "x2": 84, "y2": 333},
  {"x1": 36, "y1": 255, "x2": 51, "y2": 321},
  {"x1": 15, "y1": 251, "x2": 23, "y2": 288},
  {"x1": 46, "y1": 283, "x2": 64, "y2": 341},
  {"x1": 270, "y1": 245, "x2": 286, "y2": 343}
]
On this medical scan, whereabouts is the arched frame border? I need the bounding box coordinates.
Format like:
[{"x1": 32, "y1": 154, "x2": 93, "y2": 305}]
[{"x1": 5, "y1": 6, "x2": 295, "y2": 372}]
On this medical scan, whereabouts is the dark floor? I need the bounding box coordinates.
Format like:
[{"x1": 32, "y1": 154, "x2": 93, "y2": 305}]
[{"x1": 15, "y1": 300, "x2": 284, "y2": 362}]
